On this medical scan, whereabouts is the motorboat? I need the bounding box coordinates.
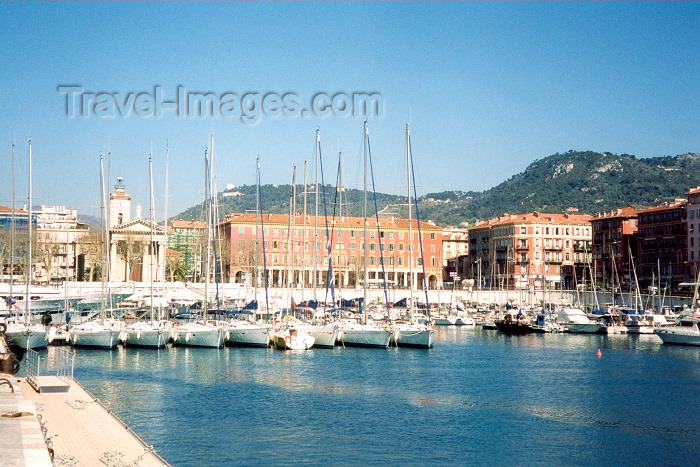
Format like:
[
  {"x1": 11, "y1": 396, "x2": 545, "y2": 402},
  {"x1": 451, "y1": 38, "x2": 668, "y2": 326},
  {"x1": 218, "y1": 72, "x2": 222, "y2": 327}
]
[
  {"x1": 271, "y1": 327, "x2": 315, "y2": 350},
  {"x1": 494, "y1": 312, "x2": 533, "y2": 335},
  {"x1": 557, "y1": 308, "x2": 603, "y2": 334},
  {"x1": 654, "y1": 315, "x2": 700, "y2": 346},
  {"x1": 294, "y1": 322, "x2": 339, "y2": 348}
]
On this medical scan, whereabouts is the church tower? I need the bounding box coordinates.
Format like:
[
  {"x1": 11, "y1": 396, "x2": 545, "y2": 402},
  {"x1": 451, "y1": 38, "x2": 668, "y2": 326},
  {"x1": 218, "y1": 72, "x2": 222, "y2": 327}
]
[{"x1": 109, "y1": 177, "x2": 131, "y2": 229}]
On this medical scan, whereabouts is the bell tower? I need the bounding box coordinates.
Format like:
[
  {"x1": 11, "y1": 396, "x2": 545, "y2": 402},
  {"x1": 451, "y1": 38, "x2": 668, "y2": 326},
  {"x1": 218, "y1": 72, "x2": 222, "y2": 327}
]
[{"x1": 109, "y1": 177, "x2": 131, "y2": 229}]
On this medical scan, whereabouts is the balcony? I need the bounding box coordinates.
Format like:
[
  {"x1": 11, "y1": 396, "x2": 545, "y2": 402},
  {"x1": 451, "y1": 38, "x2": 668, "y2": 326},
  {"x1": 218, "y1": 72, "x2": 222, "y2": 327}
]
[
  {"x1": 544, "y1": 244, "x2": 562, "y2": 251},
  {"x1": 515, "y1": 243, "x2": 528, "y2": 250}
]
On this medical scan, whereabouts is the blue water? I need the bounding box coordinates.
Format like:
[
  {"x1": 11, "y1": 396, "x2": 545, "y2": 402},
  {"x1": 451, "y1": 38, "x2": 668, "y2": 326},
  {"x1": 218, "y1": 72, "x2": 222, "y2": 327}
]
[{"x1": 35, "y1": 329, "x2": 700, "y2": 466}]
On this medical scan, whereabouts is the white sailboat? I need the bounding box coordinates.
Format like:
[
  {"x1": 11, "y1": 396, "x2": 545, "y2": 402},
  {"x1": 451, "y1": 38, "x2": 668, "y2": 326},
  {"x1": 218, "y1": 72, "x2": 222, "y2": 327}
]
[
  {"x1": 124, "y1": 155, "x2": 167, "y2": 348},
  {"x1": 5, "y1": 141, "x2": 47, "y2": 350},
  {"x1": 70, "y1": 155, "x2": 121, "y2": 349},
  {"x1": 338, "y1": 124, "x2": 392, "y2": 349},
  {"x1": 393, "y1": 123, "x2": 433, "y2": 349},
  {"x1": 173, "y1": 135, "x2": 223, "y2": 348},
  {"x1": 225, "y1": 158, "x2": 271, "y2": 348}
]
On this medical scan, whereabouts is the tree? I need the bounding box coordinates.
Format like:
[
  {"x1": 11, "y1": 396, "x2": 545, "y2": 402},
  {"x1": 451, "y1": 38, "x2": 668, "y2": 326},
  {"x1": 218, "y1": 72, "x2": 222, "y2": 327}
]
[
  {"x1": 166, "y1": 256, "x2": 188, "y2": 282},
  {"x1": 116, "y1": 233, "x2": 145, "y2": 281}
]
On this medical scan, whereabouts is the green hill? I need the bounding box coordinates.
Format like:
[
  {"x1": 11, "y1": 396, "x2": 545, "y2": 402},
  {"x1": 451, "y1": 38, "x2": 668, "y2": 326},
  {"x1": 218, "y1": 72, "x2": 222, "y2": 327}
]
[{"x1": 173, "y1": 151, "x2": 700, "y2": 227}]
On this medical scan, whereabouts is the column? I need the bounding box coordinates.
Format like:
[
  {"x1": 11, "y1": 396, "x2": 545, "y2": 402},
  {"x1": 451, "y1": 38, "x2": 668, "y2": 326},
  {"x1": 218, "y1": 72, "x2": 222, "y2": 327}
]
[{"x1": 157, "y1": 241, "x2": 165, "y2": 281}]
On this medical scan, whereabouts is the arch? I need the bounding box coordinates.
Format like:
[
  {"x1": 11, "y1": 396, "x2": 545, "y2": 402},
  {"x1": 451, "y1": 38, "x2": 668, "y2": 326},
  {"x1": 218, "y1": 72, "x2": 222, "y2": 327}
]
[{"x1": 428, "y1": 274, "x2": 438, "y2": 289}]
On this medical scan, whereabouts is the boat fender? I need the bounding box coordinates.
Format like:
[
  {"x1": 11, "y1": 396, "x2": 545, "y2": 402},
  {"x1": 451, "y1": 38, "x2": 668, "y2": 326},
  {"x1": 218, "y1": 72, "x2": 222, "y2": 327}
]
[
  {"x1": 0, "y1": 322, "x2": 6, "y2": 335},
  {"x1": 285, "y1": 335, "x2": 292, "y2": 347}
]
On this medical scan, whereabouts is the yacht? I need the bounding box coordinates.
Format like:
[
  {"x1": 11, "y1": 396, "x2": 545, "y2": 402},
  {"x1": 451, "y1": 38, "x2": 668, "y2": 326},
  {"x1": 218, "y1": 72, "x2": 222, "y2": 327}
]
[
  {"x1": 654, "y1": 315, "x2": 700, "y2": 346},
  {"x1": 557, "y1": 307, "x2": 603, "y2": 334},
  {"x1": 623, "y1": 313, "x2": 655, "y2": 334}
]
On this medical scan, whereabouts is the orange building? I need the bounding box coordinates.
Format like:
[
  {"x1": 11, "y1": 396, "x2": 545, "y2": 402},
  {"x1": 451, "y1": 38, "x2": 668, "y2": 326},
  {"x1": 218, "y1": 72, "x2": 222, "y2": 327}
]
[
  {"x1": 218, "y1": 213, "x2": 443, "y2": 289},
  {"x1": 469, "y1": 212, "x2": 592, "y2": 290}
]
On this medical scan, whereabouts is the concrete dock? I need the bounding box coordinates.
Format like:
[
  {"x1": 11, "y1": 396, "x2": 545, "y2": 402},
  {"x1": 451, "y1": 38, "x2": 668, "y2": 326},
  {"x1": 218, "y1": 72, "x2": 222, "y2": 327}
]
[{"x1": 1, "y1": 374, "x2": 169, "y2": 467}]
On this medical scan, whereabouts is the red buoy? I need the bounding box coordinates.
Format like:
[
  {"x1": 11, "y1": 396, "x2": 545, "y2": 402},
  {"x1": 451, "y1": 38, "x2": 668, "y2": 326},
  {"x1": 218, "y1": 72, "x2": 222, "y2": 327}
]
[{"x1": 596, "y1": 348, "x2": 603, "y2": 358}]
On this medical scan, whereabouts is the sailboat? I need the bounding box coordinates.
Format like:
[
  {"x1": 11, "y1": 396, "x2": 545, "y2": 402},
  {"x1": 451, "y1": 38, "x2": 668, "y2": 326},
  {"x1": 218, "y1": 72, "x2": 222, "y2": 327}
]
[
  {"x1": 225, "y1": 158, "x2": 271, "y2": 348},
  {"x1": 124, "y1": 155, "x2": 168, "y2": 348},
  {"x1": 4, "y1": 140, "x2": 48, "y2": 351},
  {"x1": 338, "y1": 123, "x2": 392, "y2": 349},
  {"x1": 392, "y1": 124, "x2": 434, "y2": 349},
  {"x1": 70, "y1": 155, "x2": 122, "y2": 349},
  {"x1": 172, "y1": 135, "x2": 223, "y2": 348}
]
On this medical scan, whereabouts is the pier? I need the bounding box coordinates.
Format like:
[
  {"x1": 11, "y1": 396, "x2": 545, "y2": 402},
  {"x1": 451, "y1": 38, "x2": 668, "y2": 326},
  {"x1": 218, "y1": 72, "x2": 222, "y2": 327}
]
[{"x1": 0, "y1": 342, "x2": 169, "y2": 467}]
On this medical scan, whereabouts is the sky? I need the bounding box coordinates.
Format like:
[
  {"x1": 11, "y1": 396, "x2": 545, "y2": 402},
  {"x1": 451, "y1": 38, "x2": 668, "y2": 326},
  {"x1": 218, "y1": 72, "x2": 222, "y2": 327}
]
[{"x1": 0, "y1": 2, "x2": 697, "y2": 220}]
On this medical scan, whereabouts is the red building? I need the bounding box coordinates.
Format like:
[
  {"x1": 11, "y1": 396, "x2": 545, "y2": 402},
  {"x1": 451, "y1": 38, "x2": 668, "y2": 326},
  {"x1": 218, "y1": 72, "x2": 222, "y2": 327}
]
[
  {"x1": 591, "y1": 206, "x2": 641, "y2": 291},
  {"x1": 219, "y1": 213, "x2": 443, "y2": 289}
]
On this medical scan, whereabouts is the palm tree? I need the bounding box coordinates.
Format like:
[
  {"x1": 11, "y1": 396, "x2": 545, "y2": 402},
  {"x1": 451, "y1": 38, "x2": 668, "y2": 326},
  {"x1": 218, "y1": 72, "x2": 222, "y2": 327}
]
[{"x1": 166, "y1": 256, "x2": 188, "y2": 282}]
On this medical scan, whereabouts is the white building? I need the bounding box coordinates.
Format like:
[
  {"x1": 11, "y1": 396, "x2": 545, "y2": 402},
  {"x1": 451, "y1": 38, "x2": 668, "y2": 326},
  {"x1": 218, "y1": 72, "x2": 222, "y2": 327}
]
[
  {"x1": 35, "y1": 205, "x2": 89, "y2": 283},
  {"x1": 108, "y1": 179, "x2": 166, "y2": 282}
]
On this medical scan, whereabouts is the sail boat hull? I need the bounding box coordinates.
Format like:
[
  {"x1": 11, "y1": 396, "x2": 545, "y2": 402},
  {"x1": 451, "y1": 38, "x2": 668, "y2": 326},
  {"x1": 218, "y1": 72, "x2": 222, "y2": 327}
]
[
  {"x1": 393, "y1": 324, "x2": 434, "y2": 348},
  {"x1": 225, "y1": 323, "x2": 271, "y2": 347},
  {"x1": 340, "y1": 324, "x2": 392, "y2": 348},
  {"x1": 296, "y1": 323, "x2": 338, "y2": 348},
  {"x1": 172, "y1": 323, "x2": 223, "y2": 348},
  {"x1": 5, "y1": 325, "x2": 47, "y2": 350},
  {"x1": 70, "y1": 328, "x2": 120, "y2": 349},
  {"x1": 124, "y1": 325, "x2": 167, "y2": 348}
]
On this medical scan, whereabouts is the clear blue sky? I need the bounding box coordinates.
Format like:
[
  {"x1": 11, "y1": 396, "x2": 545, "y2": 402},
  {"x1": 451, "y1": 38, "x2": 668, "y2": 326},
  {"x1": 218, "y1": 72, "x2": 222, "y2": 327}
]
[{"x1": 0, "y1": 2, "x2": 697, "y2": 220}]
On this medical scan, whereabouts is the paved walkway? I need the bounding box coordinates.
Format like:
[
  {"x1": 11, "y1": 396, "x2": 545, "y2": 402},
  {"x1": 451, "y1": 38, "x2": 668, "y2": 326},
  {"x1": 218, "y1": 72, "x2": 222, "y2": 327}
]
[
  {"x1": 2, "y1": 376, "x2": 170, "y2": 467},
  {"x1": 0, "y1": 376, "x2": 53, "y2": 467}
]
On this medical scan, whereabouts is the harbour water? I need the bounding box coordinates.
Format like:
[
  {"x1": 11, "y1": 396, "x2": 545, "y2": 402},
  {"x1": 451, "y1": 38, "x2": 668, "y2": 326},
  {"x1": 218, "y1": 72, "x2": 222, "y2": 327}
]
[{"x1": 28, "y1": 328, "x2": 699, "y2": 465}]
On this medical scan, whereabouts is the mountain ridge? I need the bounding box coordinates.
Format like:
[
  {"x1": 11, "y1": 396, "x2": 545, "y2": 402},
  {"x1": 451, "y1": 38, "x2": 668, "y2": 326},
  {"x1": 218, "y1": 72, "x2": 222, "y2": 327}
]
[{"x1": 172, "y1": 150, "x2": 700, "y2": 227}]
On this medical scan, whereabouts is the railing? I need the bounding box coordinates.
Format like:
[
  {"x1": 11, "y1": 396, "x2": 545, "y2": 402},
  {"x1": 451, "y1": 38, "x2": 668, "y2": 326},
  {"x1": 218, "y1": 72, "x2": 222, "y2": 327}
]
[
  {"x1": 25, "y1": 349, "x2": 40, "y2": 388},
  {"x1": 26, "y1": 347, "x2": 75, "y2": 391},
  {"x1": 55, "y1": 348, "x2": 75, "y2": 385}
]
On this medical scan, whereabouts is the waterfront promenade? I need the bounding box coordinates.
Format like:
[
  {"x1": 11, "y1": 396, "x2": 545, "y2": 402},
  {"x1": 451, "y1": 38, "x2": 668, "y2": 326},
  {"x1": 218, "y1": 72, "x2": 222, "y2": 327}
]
[{"x1": 0, "y1": 374, "x2": 169, "y2": 466}]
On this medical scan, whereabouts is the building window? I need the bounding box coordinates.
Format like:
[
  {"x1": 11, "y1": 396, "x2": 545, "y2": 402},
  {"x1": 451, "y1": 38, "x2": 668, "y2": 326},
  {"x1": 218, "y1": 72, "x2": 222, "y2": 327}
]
[
  {"x1": 238, "y1": 226, "x2": 244, "y2": 234},
  {"x1": 430, "y1": 245, "x2": 436, "y2": 252},
  {"x1": 430, "y1": 233, "x2": 436, "y2": 240},
  {"x1": 398, "y1": 243, "x2": 404, "y2": 251},
  {"x1": 520, "y1": 227, "x2": 526, "y2": 235},
  {"x1": 118, "y1": 213, "x2": 123, "y2": 225},
  {"x1": 398, "y1": 257, "x2": 403, "y2": 266},
  {"x1": 431, "y1": 257, "x2": 437, "y2": 266}
]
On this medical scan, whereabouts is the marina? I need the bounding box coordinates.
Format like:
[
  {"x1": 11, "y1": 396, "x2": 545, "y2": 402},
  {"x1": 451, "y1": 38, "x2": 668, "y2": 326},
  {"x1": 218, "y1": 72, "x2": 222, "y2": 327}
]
[{"x1": 4, "y1": 326, "x2": 698, "y2": 466}]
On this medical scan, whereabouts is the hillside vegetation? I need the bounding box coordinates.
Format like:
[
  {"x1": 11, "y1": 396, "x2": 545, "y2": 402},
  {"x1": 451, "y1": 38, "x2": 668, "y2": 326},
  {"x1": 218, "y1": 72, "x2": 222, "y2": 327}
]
[{"x1": 173, "y1": 151, "x2": 700, "y2": 227}]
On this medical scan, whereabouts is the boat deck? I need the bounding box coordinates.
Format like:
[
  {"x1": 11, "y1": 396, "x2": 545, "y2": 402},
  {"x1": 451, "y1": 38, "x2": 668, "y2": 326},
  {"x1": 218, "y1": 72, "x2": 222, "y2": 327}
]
[{"x1": 1, "y1": 376, "x2": 169, "y2": 467}]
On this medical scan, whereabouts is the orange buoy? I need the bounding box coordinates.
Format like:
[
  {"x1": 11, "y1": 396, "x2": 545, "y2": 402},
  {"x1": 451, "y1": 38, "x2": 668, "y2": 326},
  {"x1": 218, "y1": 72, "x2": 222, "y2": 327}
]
[{"x1": 596, "y1": 348, "x2": 602, "y2": 358}]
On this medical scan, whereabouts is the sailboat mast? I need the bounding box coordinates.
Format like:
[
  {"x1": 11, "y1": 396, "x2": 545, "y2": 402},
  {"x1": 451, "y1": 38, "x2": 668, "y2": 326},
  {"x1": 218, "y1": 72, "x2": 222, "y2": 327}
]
[
  {"x1": 149, "y1": 155, "x2": 155, "y2": 323},
  {"x1": 25, "y1": 140, "x2": 32, "y2": 326},
  {"x1": 363, "y1": 122, "x2": 368, "y2": 325},
  {"x1": 10, "y1": 142, "x2": 14, "y2": 313},
  {"x1": 292, "y1": 165, "x2": 297, "y2": 288},
  {"x1": 314, "y1": 129, "x2": 320, "y2": 302},
  {"x1": 301, "y1": 161, "x2": 307, "y2": 301},
  {"x1": 99, "y1": 155, "x2": 108, "y2": 319},
  {"x1": 204, "y1": 148, "x2": 210, "y2": 317},
  {"x1": 338, "y1": 151, "x2": 343, "y2": 291},
  {"x1": 255, "y1": 158, "x2": 260, "y2": 304},
  {"x1": 407, "y1": 124, "x2": 414, "y2": 319}
]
